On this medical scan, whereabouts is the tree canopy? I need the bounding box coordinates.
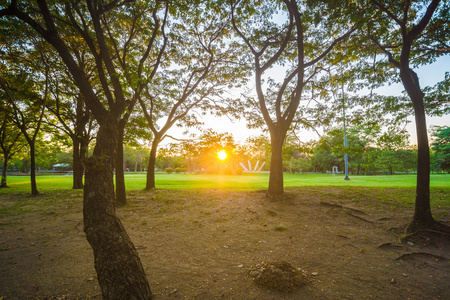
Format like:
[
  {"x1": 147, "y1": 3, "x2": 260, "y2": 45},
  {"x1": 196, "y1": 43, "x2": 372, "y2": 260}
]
[{"x1": 1, "y1": 0, "x2": 449, "y2": 297}]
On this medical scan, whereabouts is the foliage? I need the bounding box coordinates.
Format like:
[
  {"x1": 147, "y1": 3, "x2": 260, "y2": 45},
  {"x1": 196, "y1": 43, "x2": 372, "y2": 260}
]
[
  {"x1": 155, "y1": 129, "x2": 245, "y2": 174},
  {"x1": 156, "y1": 154, "x2": 185, "y2": 172},
  {"x1": 431, "y1": 126, "x2": 450, "y2": 172},
  {"x1": 226, "y1": 0, "x2": 360, "y2": 196},
  {"x1": 123, "y1": 144, "x2": 149, "y2": 172},
  {"x1": 311, "y1": 126, "x2": 417, "y2": 174},
  {"x1": 174, "y1": 167, "x2": 184, "y2": 174},
  {"x1": 288, "y1": 157, "x2": 310, "y2": 174},
  {"x1": 236, "y1": 135, "x2": 271, "y2": 171},
  {"x1": 424, "y1": 72, "x2": 450, "y2": 116}
]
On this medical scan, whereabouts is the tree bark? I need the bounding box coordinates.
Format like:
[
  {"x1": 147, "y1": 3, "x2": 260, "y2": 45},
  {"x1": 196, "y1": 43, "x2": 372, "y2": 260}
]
[
  {"x1": 1, "y1": 153, "x2": 9, "y2": 188},
  {"x1": 29, "y1": 142, "x2": 39, "y2": 195},
  {"x1": 72, "y1": 135, "x2": 84, "y2": 189},
  {"x1": 72, "y1": 100, "x2": 89, "y2": 190},
  {"x1": 408, "y1": 94, "x2": 434, "y2": 229},
  {"x1": 115, "y1": 125, "x2": 126, "y2": 206},
  {"x1": 83, "y1": 120, "x2": 152, "y2": 299},
  {"x1": 145, "y1": 137, "x2": 160, "y2": 190},
  {"x1": 400, "y1": 68, "x2": 435, "y2": 231},
  {"x1": 267, "y1": 129, "x2": 286, "y2": 198}
]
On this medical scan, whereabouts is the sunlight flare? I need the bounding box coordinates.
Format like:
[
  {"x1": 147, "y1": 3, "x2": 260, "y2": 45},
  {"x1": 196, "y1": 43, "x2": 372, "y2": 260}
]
[{"x1": 217, "y1": 150, "x2": 227, "y2": 160}]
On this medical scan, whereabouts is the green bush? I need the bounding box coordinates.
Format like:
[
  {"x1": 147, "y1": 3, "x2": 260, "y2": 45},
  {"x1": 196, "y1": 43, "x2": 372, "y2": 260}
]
[
  {"x1": 174, "y1": 167, "x2": 184, "y2": 173},
  {"x1": 165, "y1": 167, "x2": 174, "y2": 174}
]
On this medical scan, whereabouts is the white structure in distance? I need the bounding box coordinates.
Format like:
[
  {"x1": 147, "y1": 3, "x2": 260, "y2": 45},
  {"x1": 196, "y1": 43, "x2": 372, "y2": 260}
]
[{"x1": 239, "y1": 160, "x2": 266, "y2": 172}]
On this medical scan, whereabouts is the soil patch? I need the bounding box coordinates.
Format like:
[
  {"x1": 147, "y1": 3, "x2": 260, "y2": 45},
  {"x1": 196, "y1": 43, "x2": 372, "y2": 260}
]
[{"x1": 0, "y1": 187, "x2": 449, "y2": 299}]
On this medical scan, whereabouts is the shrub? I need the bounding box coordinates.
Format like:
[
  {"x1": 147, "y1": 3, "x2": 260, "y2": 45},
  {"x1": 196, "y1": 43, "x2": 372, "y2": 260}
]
[
  {"x1": 165, "y1": 167, "x2": 174, "y2": 174},
  {"x1": 174, "y1": 167, "x2": 183, "y2": 174}
]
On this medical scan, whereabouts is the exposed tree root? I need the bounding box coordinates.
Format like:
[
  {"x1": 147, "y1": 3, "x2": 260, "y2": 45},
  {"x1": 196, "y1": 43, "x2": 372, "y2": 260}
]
[
  {"x1": 394, "y1": 252, "x2": 448, "y2": 261},
  {"x1": 406, "y1": 218, "x2": 450, "y2": 235},
  {"x1": 377, "y1": 242, "x2": 404, "y2": 250},
  {"x1": 345, "y1": 212, "x2": 374, "y2": 223},
  {"x1": 320, "y1": 201, "x2": 374, "y2": 223},
  {"x1": 320, "y1": 201, "x2": 343, "y2": 209},
  {"x1": 400, "y1": 228, "x2": 450, "y2": 248},
  {"x1": 265, "y1": 191, "x2": 285, "y2": 202}
]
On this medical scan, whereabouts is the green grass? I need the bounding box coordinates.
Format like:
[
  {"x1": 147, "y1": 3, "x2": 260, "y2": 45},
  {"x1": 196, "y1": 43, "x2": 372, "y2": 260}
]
[
  {"x1": 0, "y1": 172, "x2": 449, "y2": 193},
  {"x1": 1, "y1": 173, "x2": 448, "y2": 221}
]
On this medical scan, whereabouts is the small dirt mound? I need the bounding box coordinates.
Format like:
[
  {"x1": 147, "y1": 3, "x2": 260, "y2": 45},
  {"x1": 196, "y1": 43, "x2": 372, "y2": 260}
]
[{"x1": 248, "y1": 260, "x2": 307, "y2": 293}]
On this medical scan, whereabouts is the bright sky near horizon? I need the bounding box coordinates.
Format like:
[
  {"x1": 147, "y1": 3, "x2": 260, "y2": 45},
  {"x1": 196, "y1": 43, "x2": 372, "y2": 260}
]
[{"x1": 161, "y1": 55, "x2": 449, "y2": 147}]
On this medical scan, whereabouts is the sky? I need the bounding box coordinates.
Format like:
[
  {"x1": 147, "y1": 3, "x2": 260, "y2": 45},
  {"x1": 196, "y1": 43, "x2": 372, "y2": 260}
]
[{"x1": 160, "y1": 55, "x2": 449, "y2": 147}]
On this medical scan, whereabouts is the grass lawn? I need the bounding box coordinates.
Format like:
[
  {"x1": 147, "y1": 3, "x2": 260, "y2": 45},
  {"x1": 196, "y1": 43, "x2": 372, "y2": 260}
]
[
  {"x1": 1, "y1": 175, "x2": 449, "y2": 299},
  {"x1": 1, "y1": 172, "x2": 449, "y2": 193}
]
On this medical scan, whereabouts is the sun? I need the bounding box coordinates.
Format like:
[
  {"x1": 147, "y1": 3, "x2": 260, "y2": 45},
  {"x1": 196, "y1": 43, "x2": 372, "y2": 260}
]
[{"x1": 217, "y1": 150, "x2": 227, "y2": 160}]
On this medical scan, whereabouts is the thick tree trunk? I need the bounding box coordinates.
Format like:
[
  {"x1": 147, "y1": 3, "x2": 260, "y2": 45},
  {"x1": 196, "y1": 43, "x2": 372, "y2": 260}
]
[
  {"x1": 145, "y1": 138, "x2": 160, "y2": 190},
  {"x1": 29, "y1": 142, "x2": 39, "y2": 195},
  {"x1": 400, "y1": 69, "x2": 435, "y2": 232},
  {"x1": 83, "y1": 121, "x2": 152, "y2": 299},
  {"x1": 115, "y1": 127, "x2": 126, "y2": 206},
  {"x1": 1, "y1": 153, "x2": 9, "y2": 188},
  {"x1": 267, "y1": 130, "x2": 285, "y2": 198},
  {"x1": 72, "y1": 135, "x2": 84, "y2": 189},
  {"x1": 408, "y1": 95, "x2": 435, "y2": 231}
]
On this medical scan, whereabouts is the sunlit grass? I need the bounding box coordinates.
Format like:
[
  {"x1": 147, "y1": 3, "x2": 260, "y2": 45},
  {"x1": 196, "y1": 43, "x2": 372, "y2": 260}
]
[
  {"x1": 0, "y1": 172, "x2": 449, "y2": 193},
  {"x1": 1, "y1": 174, "x2": 448, "y2": 221}
]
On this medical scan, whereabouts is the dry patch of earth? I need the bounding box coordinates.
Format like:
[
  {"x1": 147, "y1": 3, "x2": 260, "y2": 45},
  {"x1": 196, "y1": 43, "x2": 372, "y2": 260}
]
[{"x1": 0, "y1": 187, "x2": 449, "y2": 299}]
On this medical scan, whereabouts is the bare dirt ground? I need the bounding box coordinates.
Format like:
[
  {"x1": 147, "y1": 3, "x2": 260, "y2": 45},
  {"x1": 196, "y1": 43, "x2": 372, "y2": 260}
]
[{"x1": 0, "y1": 187, "x2": 449, "y2": 299}]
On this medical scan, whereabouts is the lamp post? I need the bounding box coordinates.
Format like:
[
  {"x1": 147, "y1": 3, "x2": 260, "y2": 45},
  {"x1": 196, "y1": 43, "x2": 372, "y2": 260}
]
[{"x1": 342, "y1": 84, "x2": 350, "y2": 181}]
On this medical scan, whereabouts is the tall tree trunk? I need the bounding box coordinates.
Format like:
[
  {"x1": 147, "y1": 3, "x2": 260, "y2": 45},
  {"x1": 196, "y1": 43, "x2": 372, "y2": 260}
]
[
  {"x1": 145, "y1": 138, "x2": 160, "y2": 190},
  {"x1": 409, "y1": 94, "x2": 434, "y2": 230},
  {"x1": 115, "y1": 125, "x2": 126, "y2": 206},
  {"x1": 83, "y1": 120, "x2": 152, "y2": 299},
  {"x1": 79, "y1": 135, "x2": 88, "y2": 182},
  {"x1": 1, "y1": 153, "x2": 9, "y2": 188},
  {"x1": 29, "y1": 142, "x2": 39, "y2": 195},
  {"x1": 72, "y1": 97, "x2": 88, "y2": 190},
  {"x1": 267, "y1": 129, "x2": 286, "y2": 198},
  {"x1": 72, "y1": 135, "x2": 84, "y2": 189},
  {"x1": 400, "y1": 69, "x2": 435, "y2": 232}
]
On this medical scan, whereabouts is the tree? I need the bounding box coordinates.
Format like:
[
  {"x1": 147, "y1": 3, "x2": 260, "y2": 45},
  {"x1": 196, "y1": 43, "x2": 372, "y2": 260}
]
[
  {"x1": 193, "y1": 129, "x2": 239, "y2": 174},
  {"x1": 230, "y1": 0, "x2": 356, "y2": 198},
  {"x1": 288, "y1": 156, "x2": 310, "y2": 173},
  {"x1": 374, "y1": 128, "x2": 412, "y2": 175},
  {"x1": 311, "y1": 127, "x2": 366, "y2": 173},
  {"x1": 0, "y1": 101, "x2": 25, "y2": 187},
  {"x1": 139, "y1": 6, "x2": 243, "y2": 189},
  {"x1": 108, "y1": 3, "x2": 168, "y2": 207},
  {"x1": 0, "y1": 18, "x2": 51, "y2": 195},
  {"x1": 1, "y1": 1, "x2": 172, "y2": 297},
  {"x1": 44, "y1": 59, "x2": 96, "y2": 189},
  {"x1": 361, "y1": 0, "x2": 449, "y2": 231},
  {"x1": 237, "y1": 134, "x2": 271, "y2": 171},
  {"x1": 0, "y1": 69, "x2": 48, "y2": 196},
  {"x1": 431, "y1": 126, "x2": 450, "y2": 172},
  {"x1": 123, "y1": 144, "x2": 149, "y2": 172}
]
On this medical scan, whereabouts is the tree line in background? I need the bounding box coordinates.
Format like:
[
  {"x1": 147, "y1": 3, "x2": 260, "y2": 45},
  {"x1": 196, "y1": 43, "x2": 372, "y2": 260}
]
[
  {"x1": 1, "y1": 0, "x2": 449, "y2": 298},
  {"x1": 2, "y1": 125, "x2": 449, "y2": 178}
]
